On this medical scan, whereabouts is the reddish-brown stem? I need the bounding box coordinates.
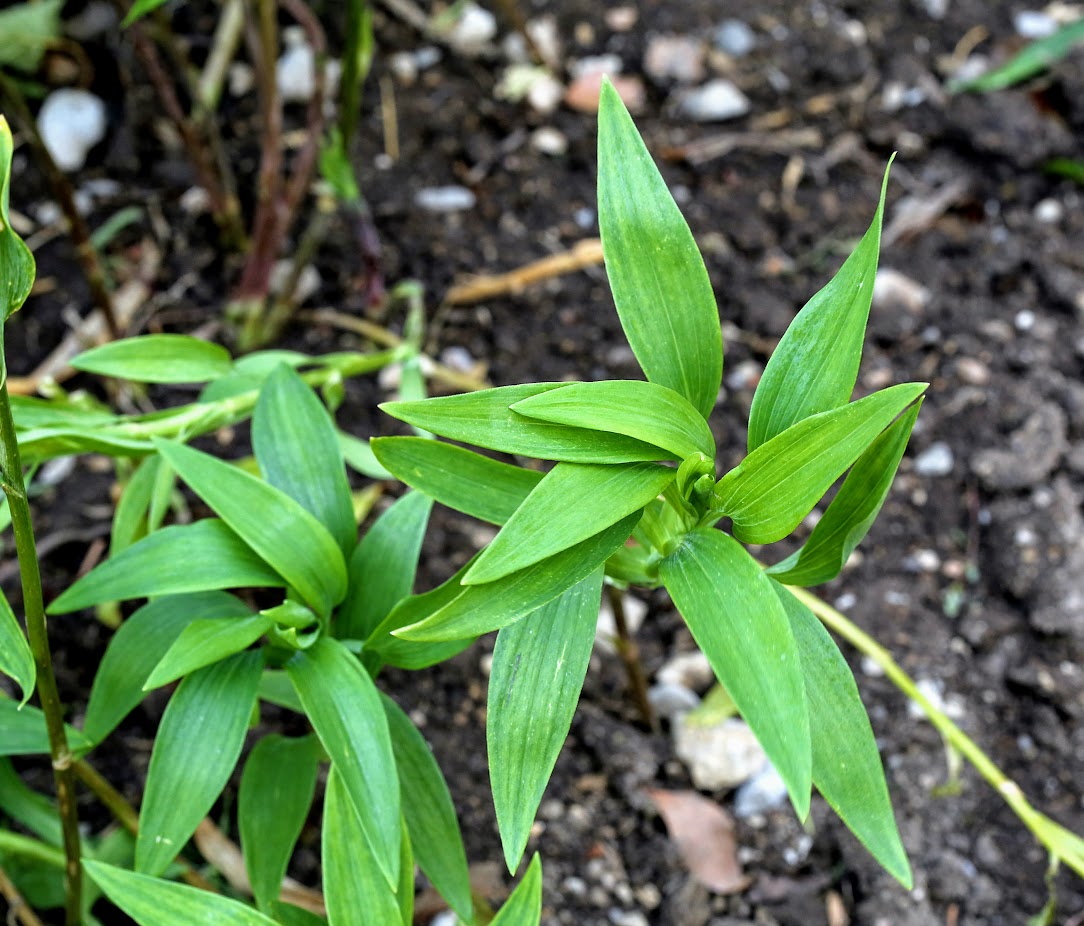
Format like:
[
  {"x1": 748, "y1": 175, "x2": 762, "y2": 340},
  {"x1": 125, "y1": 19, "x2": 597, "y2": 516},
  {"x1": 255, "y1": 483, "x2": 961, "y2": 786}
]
[{"x1": 607, "y1": 585, "x2": 659, "y2": 733}]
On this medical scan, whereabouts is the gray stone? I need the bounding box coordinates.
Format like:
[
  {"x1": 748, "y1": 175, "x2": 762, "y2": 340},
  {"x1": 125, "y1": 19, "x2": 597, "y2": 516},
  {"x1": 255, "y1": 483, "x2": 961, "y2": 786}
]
[
  {"x1": 713, "y1": 20, "x2": 756, "y2": 57},
  {"x1": 414, "y1": 186, "x2": 476, "y2": 212},
  {"x1": 913, "y1": 441, "x2": 955, "y2": 477},
  {"x1": 38, "y1": 89, "x2": 107, "y2": 172},
  {"x1": 648, "y1": 683, "x2": 701, "y2": 720},
  {"x1": 674, "y1": 716, "x2": 767, "y2": 790},
  {"x1": 644, "y1": 34, "x2": 705, "y2": 84},
  {"x1": 971, "y1": 403, "x2": 1067, "y2": 490},
  {"x1": 676, "y1": 80, "x2": 750, "y2": 122},
  {"x1": 733, "y1": 763, "x2": 789, "y2": 817}
]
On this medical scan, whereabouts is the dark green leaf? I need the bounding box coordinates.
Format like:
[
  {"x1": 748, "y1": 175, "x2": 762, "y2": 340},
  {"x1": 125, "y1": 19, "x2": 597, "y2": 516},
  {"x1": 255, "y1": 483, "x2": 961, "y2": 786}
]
[
  {"x1": 768, "y1": 401, "x2": 922, "y2": 586},
  {"x1": 748, "y1": 164, "x2": 892, "y2": 451},
  {"x1": 266, "y1": 901, "x2": 328, "y2": 926},
  {"x1": 659, "y1": 529, "x2": 811, "y2": 818},
  {"x1": 397, "y1": 511, "x2": 641, "y2": 642},
  {"x1": 338, "y1": 491, "x2": 432, "y2": 640},
  {"x1": 715, "y1": 383, "x2": 926, "y2": 545},
  {"x1": 381, "y1": 383, "x2": 675, "y2": 464},
  {"x1": 512, "y1": 380, "x2": 716, "y2": 460},
  {"x1": 0, "y1": 0, "x2": 63, "y2": 73},
  {"x1": 372, "y1": 437, "x2": 541, "y2": 525},
  {"x1": 0, "y1": 589, "x2": 34, "y2": 706},
  {"x1": 121, "y1": 0, "x2": 171, "y2": 26},
  {"x1": 287, "y1": 637, "x2": 399, "y2": 886},
  {"x1": 253, "y1": 364, "x2": 356, "y2": 557},
  {"x1": 772, "y1": 583, "x2": 911, "y2": 886},
  {"x1": 136, "y1": 651, "x2": 262, "y2": 876},
  {"x1": 83, "y1": 592, "x2": 252, "y2": 744},
  {"x1": 0, "y1": 699, "x2": 91, "y2": 756},
  {"x1": 85, "y1": 859, "x2": 280, "y2": 925},
  {"x1": 70, "y1": 335, "x2": 233, "y2": 384},
  {"x1": 597, "y1": 80, "x2": 721, "y2": 420},
  {"x1": 489, "y1": 573, "x2": 601, "y2": 872},
  {"x1": 144, "y1": 615, "x2": 273, "y2": 689},
  {"x1": 490, "y1": 854, "x2": 542, "y2": 926},
  {"x1": 239, "y1": 734, "x2": 322, "y2": 911},
  {"x1": 381, "y1": 693, "x2": 472, "y2": 919},
  {"x1": 0, "y1": 758, "x2": 64, "y2": 845},
  {"x1": 465, "y1": 462, "x2": 674, "y2": 584},
  {"x1": 49, "y1": 520, "x2": 283, "y2": 614},
  {"x1": 950, "y1": 18, "x2": 1084, "y2": 92},
  {"x1": 154, "y1": 440, "x2": 347, "y2": 616}
]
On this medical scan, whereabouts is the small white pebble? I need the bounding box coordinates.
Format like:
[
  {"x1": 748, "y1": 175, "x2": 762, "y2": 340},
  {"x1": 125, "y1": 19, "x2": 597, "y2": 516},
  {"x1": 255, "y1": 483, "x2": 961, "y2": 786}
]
[
  {"x1": 38, "y1": 89, "x2": 107, "y2": 172},
  {"x1": 1015, "y1": 309, "x2": 1036, "y2": 332},
  {"x1": 414, "y1": 186, "x2": 476, "y2": 212},
  {"x1": 1034, "y1": 198, "x2": 1064, "y2": 224}
]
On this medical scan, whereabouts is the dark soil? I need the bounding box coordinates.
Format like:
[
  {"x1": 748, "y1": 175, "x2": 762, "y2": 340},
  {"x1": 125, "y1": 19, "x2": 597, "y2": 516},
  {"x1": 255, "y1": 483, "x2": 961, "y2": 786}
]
[{"x1": 4, "y1": 1, "x2": 1084, "y2": 924}]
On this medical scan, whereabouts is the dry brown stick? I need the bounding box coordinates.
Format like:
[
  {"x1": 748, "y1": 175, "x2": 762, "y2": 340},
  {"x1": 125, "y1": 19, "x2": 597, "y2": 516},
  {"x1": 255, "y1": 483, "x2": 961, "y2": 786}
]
[
  {"x1": 445, "y1": 238, "x2": 604, "y2": 305},
  {"x1": 664, "y1": 127, "x2": 824, "y2": 167},
  {"x1": 0, "y1": 864, "x2": 45, "y2": 926},
  {"x1": 607, "y1": 585, "x2": 659, "y2": 733}
]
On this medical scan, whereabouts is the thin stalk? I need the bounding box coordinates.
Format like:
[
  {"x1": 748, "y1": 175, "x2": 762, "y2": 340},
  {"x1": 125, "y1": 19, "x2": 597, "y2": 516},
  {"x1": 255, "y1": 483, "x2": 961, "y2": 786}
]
[
  {"x1": 0, "y1": 383, "x2": 82, "y2": 926},
  {"x1": 0, "y1": 863, "x2": 45, "y2": 926},
  {"x1": 607, "y1": 584, "x2": 658, "y2": 733},
  {"x1": 196, "y1": 0, "x2": 247, "y2": 114}
]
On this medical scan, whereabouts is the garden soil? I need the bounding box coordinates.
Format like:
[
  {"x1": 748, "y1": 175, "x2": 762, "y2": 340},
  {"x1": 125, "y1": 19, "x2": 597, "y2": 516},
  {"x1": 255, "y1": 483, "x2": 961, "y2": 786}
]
[{"x1": 4, "y1": 1, "x2": 1084, "y2": 924}]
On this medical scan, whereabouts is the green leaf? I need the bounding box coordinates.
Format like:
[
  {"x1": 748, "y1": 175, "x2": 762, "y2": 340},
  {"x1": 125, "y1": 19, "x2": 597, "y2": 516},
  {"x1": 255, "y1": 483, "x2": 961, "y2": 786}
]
[
  {"x1": 397, "y1": 511, "x2": 641, "y2": 642},
  {"x1": 266, "y1": 901, "x2": 328, "y2": 926},
  {"x1": 1, "y1": 116, "x2": 36, "y2": 387},
  {"x1": 747, "y1": 163, "x2": 892, "y2": 451},
  {"x1": 768, "y1": 401, "x2": 922, "y2": 586},
  {"x1": 111, "y1": 455, "x2": 162, "y2": 555},
  {"x1": 597, "y1": 80, "x2": 722, "y2": 420},
  {"x1": 0, "y1": 589, "x2": 34, "y2": 706},
  {"x1": 512, "y1": 380, "x2": 716, "y2": 460},
  {"x1": 136, "y1": 651, "x2": 263, "y2": 876},
  {"x1": 49, "y1": 520, "x2": 284, "y2": 614},
  {"x1": 339, "y1": 431, "x2": 393, "y2": 479},
  {"x1": 489, "y1": 572, "x2": 601, "y2": 872},
  {"x1": 772, "y1": 583, "x2": 911, "y2": 886},
  {"x1": 121, "y1": 0, "x2": 172, "y2": 27},
  {"x1": 659, "y1": 529, "x2": 811, "y2": 818},
  {"x1": 239, "y1": 734, "x2": 322, "y2": 911},
  {"x1": 322, "y1": 766, "x2": 405, "y2": 926},
  {"x1": 199, "y1": 350, "x2": 309, "y2": 402},
  {"x1": 490, "y1": 854, "x2": 542, "y2": 926},
  {"x1": 950, "y1": 18, "x2": 1084, "y2": 92},
  {"x1": 381, "y1": 693, "x2": 472, "y2": 919},
  {"x1": 338, "y1": 491, "x2": 432, "y2": 640},
  {"x1": 0, "y1": 0, "x2": 63, "y2": 73},
  {"x1": 253, "y1": 364, "x2": 356, "y2": 557},
  {"x1": 70, "y1": 335, "x2": 233, "y2": 384},
  {"x1": 144, "y1": 615, "x2": 273, "y2": 689},
  {"x1": 715, "y1": 383, "x2": 926, "y2": 545},
  {"x1": 381, "y1": 383, "x2": 675, "y2": 464},
  {"x1": 0, "y1": 699, "x2": 92, "y2": 757},
  {"x1": 154, "y1": 440, "x2": 347, "y2": 616},
  {"x1": 372, "y1": 436, "x2": 541, "y2": 525},
  {"x1": 0, "y1": 758, "x2": 64, "y2": 845},
  {"x1": 287, "y1": 637, "x2": 399, "y2": 887},
  {"x1": 464, "y1": 462, "x2": 674, "y2": 584},
  {"x1": 84, "y1": 859, "x2": 280, "y2": 926},
  {"x1": 83, "y1": 592, "x2": 252, "y2": 744}
]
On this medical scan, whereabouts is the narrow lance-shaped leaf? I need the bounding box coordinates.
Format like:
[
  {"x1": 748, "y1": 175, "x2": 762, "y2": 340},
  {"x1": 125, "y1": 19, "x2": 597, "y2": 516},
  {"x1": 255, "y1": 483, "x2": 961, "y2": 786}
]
[
  {"x1": 0, "y1": 115, "x2": 36, "y2": 388},
  {"x1": 771, "y1": 582, "x2": 912, "y2": 887},
  {"x1": 71, "y1": 335, "x2": 233, "y2": 384},
  {"x1": 252, "y1": 364, "x2": 356, "y2": 557},
  {"x1": 110, "y1": 454, "x2": 161, "y2": 555},
  {"x1": 715, "y1": 383, "x2": 926, "y2": 545},
  {"x1": 135, "y1": 652, "x2": 263, "y2": 876},
  {"x1": 659, "y1": 529, "x2": 811, "y2": 819},
  {"x1": 490, "y1": 854, "x2": 543, "y2": 926},
  {"x1": 154, "y1": 440, "x2": 347, "y2": 616},
  {"x1": 239, "y1": 734, "x2": 322, "y2": 912},
  {"x1": 287, "y1": 637, "x2": 400, "y2": 887},
  {"x1": 0, "y1": 699, "x2": 92, "y2": 757},
  {"x1": 768, "y1": 401, "x2": 922, "y2": 586},
  {"x1": 372, "y1": 436, "x2": 542, "y2": 525},
  {"x1": 0, "y1": 589, "x2": 34, "y2": 706},
  {"x1": 143, "y1": 615, "x2": 274, "y2": 690},
  {"x1": 748, "y1": 161, "x2": 893, "y2": 452},
  {"x1": 489, "y1": 572, "x2": 602, "y2": 872},
  {"x1": 381, "y1": 383, "x2": 675, "y2": 464},
  {"x1": 464, "y1": 461, "x2": 675, "y2": 585},
  {"x1": 950, "y1": 18, "x2": 1084, "y2": 92},
  {"x1": 511, "y1": 379, "x2": 716, "y2": 460},
  {"x1": 597, "y1": 80, "x2": 722, "y2": 420},
  {"x1": 49, "y1": 520, "x2": 283, "y2": 614},
  {"x1": 338, "y1": 491, "x2": 432, "y2": 641}
]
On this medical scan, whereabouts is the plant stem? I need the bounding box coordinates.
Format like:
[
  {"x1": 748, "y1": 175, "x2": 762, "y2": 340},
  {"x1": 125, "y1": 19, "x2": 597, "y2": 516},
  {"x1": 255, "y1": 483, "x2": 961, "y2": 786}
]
[
  {"x1": 0, "y1": 382, "x2": 82, "y2": 926},
  {"x1": 607, "y1": 584, "x2": 658, "y2": 733},
  {"x1": 0, "y1": 863, "x2": 45, "y2": 926}
]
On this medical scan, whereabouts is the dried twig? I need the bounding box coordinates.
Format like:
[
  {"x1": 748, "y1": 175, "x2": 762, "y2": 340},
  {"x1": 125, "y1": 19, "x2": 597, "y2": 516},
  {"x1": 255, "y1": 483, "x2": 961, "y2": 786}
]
[
  {"x1": 0, "y1": 864, "x2": 45, "y2": 926},
  {"x1": 445, "y1": 238, "x2": 604, "y2": 305},
  {"x1": 664, "y1": 127, "x2": 823, "y2": 166}
]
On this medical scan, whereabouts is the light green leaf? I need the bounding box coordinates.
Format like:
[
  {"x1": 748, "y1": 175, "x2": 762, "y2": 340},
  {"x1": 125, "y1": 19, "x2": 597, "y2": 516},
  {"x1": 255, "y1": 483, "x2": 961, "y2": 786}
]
[
  {"x1": 381, "y1": 383, "x2": 675, "y2": 464},
  {"x1": 84, "y1": 859, "x2": 280, "y2": 926},
  {"x1": 659, "y1": 529, "x2": 811, "y2": 819},
  {"x1": 715, "y1": 383, "x2": 926, "y2": 545},
  {"x1": 512, "y1": 380, "x2": 716, "y2": 460},
  {"x1": 0, "y1": 758, "x2": 64, "y2": 845},
  {"x1": 0, "y1": 589, "x2": 34, "y2": 706},
  {"x1": 111, "y1": 455, "x2": 161, "y2": 555},
  {"x1": 154, "y1": 440, "x2": 347, "y2": 616},
  {"x1": 70, "y1": 335, "x2": 233, "y2": 384},
  {"x1": 239, "y1": 734, "x2": 322, "y2": 912},
  {"x1": 1, "y1": 115, "x2": 36, "y2": 388},
  {"x1": 136, "y1": 651, "x2": 262, "y2": 876},
  {"x1": 338, "y1": 491, "x2": 432, "y2": 640},
  {"x1": 772, "y1": 582, "x2": 911, "y2": 886},
  {"x1": 287, "y1": 637, "x2": 399, "y2": 887},
  {"x1": 0, "y1": 699, "x2": 92, "y2": 757},
  {"x1": 121, "y1": 0, "x2": 172, "y2": 27},
  {"x1": 339, "y1": 431, "x2": 392, "y2": 479},
  {"x1": 490, "y1": 854, "x2": 542, "y2": 926},
  {"x1": 748, "y1": 163, "x2": 893, "y2": 451},
  {"x1": 143, "y1": 615, "x2": 273, "y2": 689},
  {"x1": 199, "y1": 350, "x2": 309, "y2": 402},
  {"x1": 489, "y1": 572, "x2": 601, "y2": 872},
  {"x1": 49, "y1": 520, "x2": 283, "y2": 614},
  {"x1": 397, "y1": 511, "x2": 641, "y2": 642},
  {"x1": 768, "y1": 401, "x2": 921, "y2": 586},
  {"x1": 371, "y1": 436, "x2": 541, "y2": 525},
  {"x1": 0, "y1": 0, "x2": 63, "y2": 73},
  {"x1": 381, "y1": 693, "x2": 472, "y2": 919},
  {"x1": 266, "y1": 901, "x2": 328, "y2": 926},
  {"x1": 253, "y1": 364, "x2": 356, "y2": 557},
  {"x1": 83, "y1": 592, "x2": 252, "y2": 744},
  {"x1": 464, "y1": 462, "x2": 674, "y2": 584},
  {"x1": 597, "y1": 80, "x2": 722, "y2": 420},
  {"x1": 323, "y1": 767, "x2": 405, "y2": 926},
  {"x1": 950, "y1": 18, "x2": 1084, "y2": 92}
]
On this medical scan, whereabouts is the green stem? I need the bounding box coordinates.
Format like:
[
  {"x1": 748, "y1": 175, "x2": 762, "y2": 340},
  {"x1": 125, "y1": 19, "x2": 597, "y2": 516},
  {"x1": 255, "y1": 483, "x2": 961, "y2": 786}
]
[
  {"x1": 0, "y1": 383, "x2": 83, "y2": 925},
  {"x1": 0, "y1": 831, "x2": 66, "y2": 870}
]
